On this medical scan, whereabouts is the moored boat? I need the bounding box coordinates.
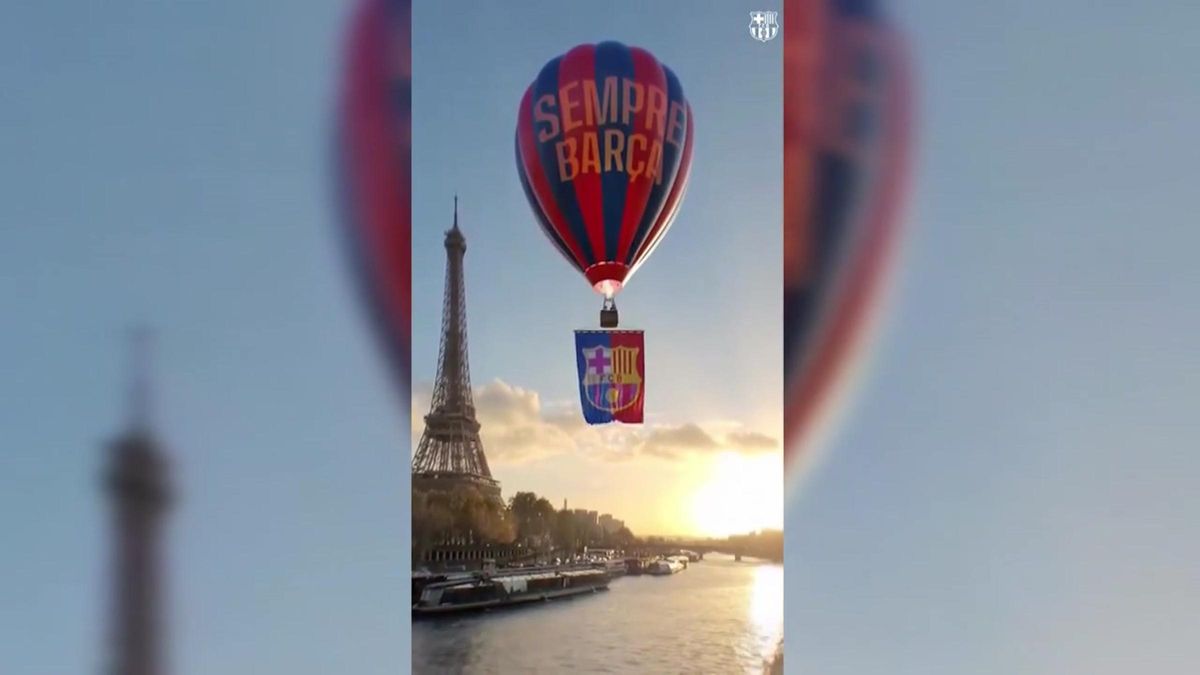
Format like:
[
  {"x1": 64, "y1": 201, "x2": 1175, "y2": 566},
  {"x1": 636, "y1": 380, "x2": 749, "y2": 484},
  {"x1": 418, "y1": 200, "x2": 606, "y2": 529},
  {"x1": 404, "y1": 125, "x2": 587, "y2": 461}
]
[
  {"x1": 647, "y1": 558, "x2": 685, "y2": 575},
  {"x1": 624, "y1": 557, "x2": 650, "y2": 575},
  {"x1": 592, "y1": 557, "x2": 628, "y2": 577},
  {"x1": 668, "y1": 555, "x2": 689, "y2": 568},
  {"x1": 413, "y1": 567, "x2": 610, "y2": 615}
]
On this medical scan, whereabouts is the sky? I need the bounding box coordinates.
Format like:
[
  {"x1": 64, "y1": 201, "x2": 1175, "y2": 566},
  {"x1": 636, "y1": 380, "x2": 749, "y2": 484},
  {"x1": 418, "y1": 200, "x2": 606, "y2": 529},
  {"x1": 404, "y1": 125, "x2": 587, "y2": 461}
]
[
  {"x1": 2, "y1": 1, "x2": 1199, "y2": 675},
  {"x1": 410, "y1": 0, "x2": 783, "y2": 539}
]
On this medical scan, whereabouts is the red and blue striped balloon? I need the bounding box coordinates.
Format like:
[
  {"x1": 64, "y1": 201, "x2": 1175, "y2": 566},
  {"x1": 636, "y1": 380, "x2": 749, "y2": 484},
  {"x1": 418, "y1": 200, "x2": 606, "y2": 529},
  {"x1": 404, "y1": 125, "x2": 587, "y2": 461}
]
[
  {"x1": 337, "y1": 0, "x2": 412, "y2": 386},
  {"x1": 783, "y1": 0, "x2": 913, "y2": 477},
  {"x1": 515, "y1": 42, "x2": 694, "y2": 298}
]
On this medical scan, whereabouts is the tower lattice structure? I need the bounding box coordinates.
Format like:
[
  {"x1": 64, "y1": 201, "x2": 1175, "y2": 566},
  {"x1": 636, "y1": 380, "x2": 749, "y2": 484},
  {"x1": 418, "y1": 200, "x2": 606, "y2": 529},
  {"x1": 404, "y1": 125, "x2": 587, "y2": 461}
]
[{"x1": 412, "y1": 198, "x2": 500, "y2": 500}]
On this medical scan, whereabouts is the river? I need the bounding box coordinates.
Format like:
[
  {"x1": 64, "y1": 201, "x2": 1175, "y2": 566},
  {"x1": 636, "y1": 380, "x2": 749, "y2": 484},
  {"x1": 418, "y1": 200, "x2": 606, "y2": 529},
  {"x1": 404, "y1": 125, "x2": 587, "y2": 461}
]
[{"x1": 412, "y1": 554, "x2": 783, "y2": 674}]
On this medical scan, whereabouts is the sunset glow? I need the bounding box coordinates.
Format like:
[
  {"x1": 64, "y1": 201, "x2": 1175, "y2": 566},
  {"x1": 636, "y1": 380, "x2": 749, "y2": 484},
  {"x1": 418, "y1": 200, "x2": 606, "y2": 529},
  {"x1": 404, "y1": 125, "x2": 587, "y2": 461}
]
[{"x1": 689, "y1": 451, "x2": 784, "y2": 538}]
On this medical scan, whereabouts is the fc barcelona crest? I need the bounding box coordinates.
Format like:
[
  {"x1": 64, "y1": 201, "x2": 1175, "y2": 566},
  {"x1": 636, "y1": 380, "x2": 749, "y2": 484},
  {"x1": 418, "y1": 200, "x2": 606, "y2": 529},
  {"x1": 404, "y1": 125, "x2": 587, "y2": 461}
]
[
  {"x1": 575, "y1": 330, "x2": 645, "y2": 424},
  {"x1": 749, "y1": 11, "x2": 779, "y2": 42}
]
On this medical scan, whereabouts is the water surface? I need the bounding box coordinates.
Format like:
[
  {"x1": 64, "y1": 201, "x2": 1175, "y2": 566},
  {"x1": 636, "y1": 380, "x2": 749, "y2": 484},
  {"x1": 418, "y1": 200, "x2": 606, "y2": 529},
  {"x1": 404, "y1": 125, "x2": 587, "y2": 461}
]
[{"x1": 413, "y1": 554, "x2": 783, "y2": 674}]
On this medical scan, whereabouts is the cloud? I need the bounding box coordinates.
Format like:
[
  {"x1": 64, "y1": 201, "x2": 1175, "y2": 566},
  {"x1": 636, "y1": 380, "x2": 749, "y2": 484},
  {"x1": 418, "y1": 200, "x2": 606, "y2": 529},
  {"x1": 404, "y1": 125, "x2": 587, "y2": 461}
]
[
  {"x1": 633, "y1": 424, "x2": 778, "y2": 459},
  {"x1": 473, "y1": 380, "x2": 540, "y2": 426},
  {"x1": 412, "y1": 380, "x2": 575, "y2": 464},
  {"x1": 412, "y1": 378, "x2": 780, "y2": 465},
  {"x1": 410, "y1": 382, "x2": 433, "y2": 439},
  {"x1": 724, "y1": 430, "x2": 779, "y2": 452},
  {"x1": 472, "y1": 380, "x2": 577, "y2": 463},
  {"x1": 638, "y1": 423, "x2": 720, "y2": 459}
]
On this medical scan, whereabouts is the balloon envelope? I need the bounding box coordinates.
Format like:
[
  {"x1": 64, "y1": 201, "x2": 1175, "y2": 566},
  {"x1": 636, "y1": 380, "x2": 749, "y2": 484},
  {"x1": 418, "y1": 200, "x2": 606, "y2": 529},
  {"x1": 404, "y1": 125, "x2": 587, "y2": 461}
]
[
  {"x1": 337, "y1": 0, "x2": 412, "y2": 385},
  {"x1": 783, "y1": 0, "x2": 912, "y2": 472},
  {"x1": 515, "y1": 42, "x2": 694, "y2": 297}
]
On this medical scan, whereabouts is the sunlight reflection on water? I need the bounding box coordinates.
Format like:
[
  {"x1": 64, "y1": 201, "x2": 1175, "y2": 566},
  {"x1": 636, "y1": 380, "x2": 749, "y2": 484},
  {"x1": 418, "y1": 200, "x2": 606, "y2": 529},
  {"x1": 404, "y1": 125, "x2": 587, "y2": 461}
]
[{"x1": 748, "y1": 564, "x2": 785, "y2": 668}]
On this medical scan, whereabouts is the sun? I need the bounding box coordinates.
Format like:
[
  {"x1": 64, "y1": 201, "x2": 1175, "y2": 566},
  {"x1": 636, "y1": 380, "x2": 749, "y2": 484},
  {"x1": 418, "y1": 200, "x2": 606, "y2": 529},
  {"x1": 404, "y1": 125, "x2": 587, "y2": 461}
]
[{"x1": 689, "y1": 451, "x2": 783, "y2": 538}]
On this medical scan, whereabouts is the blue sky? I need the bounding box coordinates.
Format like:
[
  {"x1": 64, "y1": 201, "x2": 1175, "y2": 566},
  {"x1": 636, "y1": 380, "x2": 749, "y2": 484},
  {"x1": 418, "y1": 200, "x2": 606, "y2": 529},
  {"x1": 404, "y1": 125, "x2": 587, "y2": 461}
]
[{"x1": 2, "y1": 1, "x2": 1199, "y2": 674}]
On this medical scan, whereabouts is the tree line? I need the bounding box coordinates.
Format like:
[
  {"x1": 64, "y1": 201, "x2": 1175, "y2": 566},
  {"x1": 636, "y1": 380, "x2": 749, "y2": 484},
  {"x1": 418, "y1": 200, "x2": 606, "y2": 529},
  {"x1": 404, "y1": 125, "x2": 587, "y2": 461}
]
[{"x1": 412, "y1": 486, "x2": 636, "y2": 563}]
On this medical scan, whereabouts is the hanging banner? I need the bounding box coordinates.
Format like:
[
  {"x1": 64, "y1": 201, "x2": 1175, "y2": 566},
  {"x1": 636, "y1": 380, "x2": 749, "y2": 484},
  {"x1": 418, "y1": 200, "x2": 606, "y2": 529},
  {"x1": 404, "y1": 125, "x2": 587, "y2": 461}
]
[{"x1": 574, "y1": 330, "x2": 645, "y2": 424}]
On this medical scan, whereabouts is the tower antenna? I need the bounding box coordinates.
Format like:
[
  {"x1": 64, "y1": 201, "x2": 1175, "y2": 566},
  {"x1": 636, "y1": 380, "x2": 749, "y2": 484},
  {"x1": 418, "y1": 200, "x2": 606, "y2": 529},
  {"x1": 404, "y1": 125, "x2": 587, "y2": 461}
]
[{"x1": 127, "y1": 325, "x2": 154, "y2": 434}]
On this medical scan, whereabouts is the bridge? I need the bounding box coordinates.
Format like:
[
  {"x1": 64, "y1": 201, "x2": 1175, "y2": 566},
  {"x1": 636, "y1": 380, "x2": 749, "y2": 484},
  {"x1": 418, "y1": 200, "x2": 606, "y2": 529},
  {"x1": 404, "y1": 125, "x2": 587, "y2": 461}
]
[{"x1": 631, "y1": 530, "x2": 783, "y2": 563}]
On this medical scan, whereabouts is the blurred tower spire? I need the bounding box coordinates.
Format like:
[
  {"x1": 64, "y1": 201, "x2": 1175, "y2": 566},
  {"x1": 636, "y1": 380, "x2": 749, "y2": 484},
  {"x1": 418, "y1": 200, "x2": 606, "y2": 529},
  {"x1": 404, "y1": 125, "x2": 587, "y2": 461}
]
[
  {"x1": 105, "y1": 327, "x2": 171, "y2": 675},
  {"x1": 127, "y1": 326, "x2": 153, "y2": 434}
]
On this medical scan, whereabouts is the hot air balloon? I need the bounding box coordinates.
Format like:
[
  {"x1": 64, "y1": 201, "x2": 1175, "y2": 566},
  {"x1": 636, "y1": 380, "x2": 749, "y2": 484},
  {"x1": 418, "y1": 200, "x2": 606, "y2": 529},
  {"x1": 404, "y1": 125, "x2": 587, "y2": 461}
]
[
  {"x1": 337, "y1": 0, "x2": 412, "y2": 389},
  {"x1": 783, "y1": 0, "x2": 912, "y2": 479},
  {"x1": 515, "y1": 42, "x2": 694, "y2": 328}
]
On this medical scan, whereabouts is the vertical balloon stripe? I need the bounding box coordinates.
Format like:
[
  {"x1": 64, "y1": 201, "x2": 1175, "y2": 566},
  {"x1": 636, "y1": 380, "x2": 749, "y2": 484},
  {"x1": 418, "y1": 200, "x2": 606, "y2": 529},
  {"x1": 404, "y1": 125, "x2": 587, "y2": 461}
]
[
  {"x1": 338, "y1": 0, "x2": 411, "y2": 383},
  {"x1": 337, "y1": 136, "x2": 408, "y2": 387},
  {"x1": 782, "y1": 0, "x2": 914, "y2": 471},
  {"x1": 785, "y1": 22, "x2": 891, "y2": 381},
  {"x1": 516, "y1": 133, "x2": 579, "y2": 268},
  {"x1": 613, "y1": 47, "x2": 667, "y2": 265},
  {"x1": 559, "y1": 45, "x2": 608, "y2": 264},
  {"x1": 786, "y1": 49, "x2": 911, "y2": 467},
  {"x1": 346, "y1": 5, "x2": 386, "y2": 324},
  {"x1": 624, "y1": 66, "x2": 686, "y2": 267},
  {"x1": 533, "y1": 56, "x2": 597, "y2": 265},
  {"x1": 360, "y1": 16, "x2": 409, "y2": 357},
  {"x1": 785, "y1": 156, "x2": 855, "y2": 379},
  {"x1": 633, "y1": 103, "x2": 693, "y2": 272},
  {"x1": 517, "y1": 87, "x2": 589, "y2": 271},
  {"x1": 594, "y1": 41, "x2": 635, "y2": 263}
]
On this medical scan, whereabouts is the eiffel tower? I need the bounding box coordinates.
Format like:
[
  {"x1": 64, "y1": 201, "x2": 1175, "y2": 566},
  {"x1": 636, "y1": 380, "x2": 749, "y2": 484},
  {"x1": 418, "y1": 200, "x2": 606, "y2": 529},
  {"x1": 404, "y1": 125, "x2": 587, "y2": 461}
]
[{"x1": 412, "y1": 197, "x2": 501, "y2": 501}]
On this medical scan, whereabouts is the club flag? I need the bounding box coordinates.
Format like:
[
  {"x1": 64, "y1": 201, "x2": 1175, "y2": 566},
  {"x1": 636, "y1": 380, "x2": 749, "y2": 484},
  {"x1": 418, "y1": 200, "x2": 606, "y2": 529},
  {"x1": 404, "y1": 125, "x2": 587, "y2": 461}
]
[{"x1": 575, "y1": 330, "x2": 645, "y2": 424}]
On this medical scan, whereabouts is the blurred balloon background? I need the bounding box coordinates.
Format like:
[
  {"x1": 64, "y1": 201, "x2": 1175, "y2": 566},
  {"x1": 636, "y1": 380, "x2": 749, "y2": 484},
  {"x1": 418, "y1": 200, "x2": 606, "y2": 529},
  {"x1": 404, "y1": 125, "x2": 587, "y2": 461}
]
[
  {"x1": 782, "y1": 0, "x2": 912, "y2": 489},
  {"x1": 786, "y1": 1, "x2": 1200, "y2": 674},
  {"x1": 338, "y1": 0, "x2": 412, "y2": 388}
]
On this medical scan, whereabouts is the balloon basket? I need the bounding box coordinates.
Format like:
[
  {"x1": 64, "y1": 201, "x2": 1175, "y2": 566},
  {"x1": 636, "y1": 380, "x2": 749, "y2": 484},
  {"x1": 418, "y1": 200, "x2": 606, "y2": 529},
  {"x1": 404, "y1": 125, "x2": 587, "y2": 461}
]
[{"x1": 600, "y1": 298, "x2": 619, "y2": 328}]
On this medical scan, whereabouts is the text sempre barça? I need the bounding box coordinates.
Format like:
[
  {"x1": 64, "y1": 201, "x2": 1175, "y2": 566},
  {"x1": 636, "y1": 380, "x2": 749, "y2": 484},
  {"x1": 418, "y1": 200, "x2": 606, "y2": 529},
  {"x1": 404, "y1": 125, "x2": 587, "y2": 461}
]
[{"x1": 533, "y1": 77, "x2": 688, "y2": 184}]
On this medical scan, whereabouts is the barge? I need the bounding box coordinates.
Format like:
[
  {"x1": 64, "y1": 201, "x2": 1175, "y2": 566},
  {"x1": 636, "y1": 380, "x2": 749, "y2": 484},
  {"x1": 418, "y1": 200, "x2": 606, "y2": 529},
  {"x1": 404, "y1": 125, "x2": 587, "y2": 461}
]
[
  {"x1": 647, "y1": 558, "x2": 686, "y2": 575},
  {"x1": 592, "y1": 557, "x2": 628, "y2": 577},
  {"x1": 414, "y1": 567, "x2": 609, "y2": 615}
]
